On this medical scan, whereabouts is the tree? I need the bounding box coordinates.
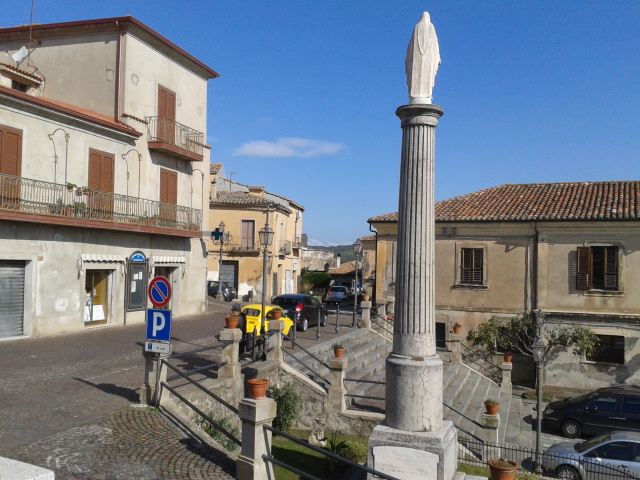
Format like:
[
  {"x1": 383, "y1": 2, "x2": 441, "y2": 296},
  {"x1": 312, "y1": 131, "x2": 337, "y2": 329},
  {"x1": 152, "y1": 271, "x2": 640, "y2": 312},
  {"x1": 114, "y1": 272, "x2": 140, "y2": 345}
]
[{"x1": 466, "y1": 312, "x2": 599, "y2": 358}]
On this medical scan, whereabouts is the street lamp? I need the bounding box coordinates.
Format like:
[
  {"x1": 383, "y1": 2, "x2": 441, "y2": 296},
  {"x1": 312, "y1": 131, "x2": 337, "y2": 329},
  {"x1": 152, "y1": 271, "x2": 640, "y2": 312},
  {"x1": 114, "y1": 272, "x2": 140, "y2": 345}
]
[
  {"x1": 259, "y1": 222, "x2": 275, "y2": 324},
  {"x1": 352, "y1": 240, "x2": 363, "y2": 327},
  {"x1": 215, "y1": 221, "x2": 226, "y2": 301},
  {"x1": 532, "y1": 334, "x2": 546, "y2": 474}
]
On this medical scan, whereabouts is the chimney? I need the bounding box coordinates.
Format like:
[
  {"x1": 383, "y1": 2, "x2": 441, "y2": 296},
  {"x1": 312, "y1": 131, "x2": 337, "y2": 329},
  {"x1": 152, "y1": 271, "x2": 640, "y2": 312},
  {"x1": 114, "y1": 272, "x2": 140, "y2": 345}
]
[
  {"x1": 336, "y1": 253, "x2": 341, "y2": 268},
  {"x1": 248, "y1": 186, "x2": 265, "y2": 198}
]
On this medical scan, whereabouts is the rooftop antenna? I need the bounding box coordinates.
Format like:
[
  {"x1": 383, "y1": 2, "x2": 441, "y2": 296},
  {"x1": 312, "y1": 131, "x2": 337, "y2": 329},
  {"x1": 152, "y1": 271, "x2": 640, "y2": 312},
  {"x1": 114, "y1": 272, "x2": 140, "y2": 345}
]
[{"x1": 228, "y1": 172, "x2": 236, "y2": 191}]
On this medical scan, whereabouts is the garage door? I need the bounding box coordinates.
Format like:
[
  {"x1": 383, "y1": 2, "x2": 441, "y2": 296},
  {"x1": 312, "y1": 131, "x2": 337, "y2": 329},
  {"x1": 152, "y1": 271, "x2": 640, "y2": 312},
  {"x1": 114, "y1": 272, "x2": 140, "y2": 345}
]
[
  {"x1": 0, "y1": 260, "x2": 25, "y2": 337},
  {"x1": 220, "y1": 261, "x2": 238, "y2": 292}
]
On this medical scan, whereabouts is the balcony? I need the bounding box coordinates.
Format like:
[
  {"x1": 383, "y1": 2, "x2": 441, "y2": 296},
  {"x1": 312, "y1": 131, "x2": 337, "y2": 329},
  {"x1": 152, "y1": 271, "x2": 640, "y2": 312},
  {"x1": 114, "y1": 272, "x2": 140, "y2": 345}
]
[
  {"x1": 222, "y1": 242, "x2": 260, "y2": 255},
  {"x1": 279, "y1": 240, "x2": 292, "y2": 255},
  {"x1": 0, "y1": 174, "x2": 202, "y2": 237},
  {"x1": 146, "y1": 116, "x2": 205, "y2": 162}
]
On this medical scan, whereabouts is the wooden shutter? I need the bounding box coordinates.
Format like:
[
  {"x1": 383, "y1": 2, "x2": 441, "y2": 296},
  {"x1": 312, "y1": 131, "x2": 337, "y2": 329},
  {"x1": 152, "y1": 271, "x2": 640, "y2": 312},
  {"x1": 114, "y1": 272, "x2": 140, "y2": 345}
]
[
  {"x1": 241, "y1": 220, "x2": 255, "y2": 249},
  {"x1": 604, "y1": 246, "x2": 619, "y2": 291},
  {"x1": 158, "y1": 86, "x2": 176, "y2": 145},
  {"x1": 88, "y1": 149, "x2": 114, "y2": 215},
  {"x1": 0, "y1": 126, "x2": 22, "y2": 205},
  {"x1": 460, "y1": 248, "x2": 483, "y2": 285},
  {"x1": 576, "y1": 247, "x2": 592, "y2": 290},
  {"x1": 159, "y1": 168, "x2": 177, "y2": 223}
]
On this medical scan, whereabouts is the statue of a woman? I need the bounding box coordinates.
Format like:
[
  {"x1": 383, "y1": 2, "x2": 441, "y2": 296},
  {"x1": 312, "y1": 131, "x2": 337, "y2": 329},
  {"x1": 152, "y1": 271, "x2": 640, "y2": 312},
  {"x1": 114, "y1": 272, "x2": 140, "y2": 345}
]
[{"x1": 405, "y1": 12, "x2": 441, "y2": 104}]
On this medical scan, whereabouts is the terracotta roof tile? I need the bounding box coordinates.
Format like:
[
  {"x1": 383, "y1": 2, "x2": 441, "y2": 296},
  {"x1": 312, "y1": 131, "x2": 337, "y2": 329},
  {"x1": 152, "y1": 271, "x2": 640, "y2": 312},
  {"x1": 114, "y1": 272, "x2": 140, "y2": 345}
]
[
  {"x1": 369, "y1": 181, "x2": 640, "y2": 223},
  {"x1": 210, "y1": 163, "x2": 222, "y2": 175},
  {"x1": 213, "y1": 191, "x2": 274, "y2": 207},
  {"x1": 329, "y1": 261, "x2": 356, "y2": 275}
]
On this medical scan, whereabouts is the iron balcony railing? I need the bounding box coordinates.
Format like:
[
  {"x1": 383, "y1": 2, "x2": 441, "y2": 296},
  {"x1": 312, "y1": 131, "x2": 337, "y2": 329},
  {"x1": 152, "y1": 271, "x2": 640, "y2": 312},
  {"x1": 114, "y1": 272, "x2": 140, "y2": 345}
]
[
  {"x1": 146, "y1": 116, "x2": 205, "y2": 157},
  {"x1": 0, "y1": 173, "x2": 202, "y2": 232}
]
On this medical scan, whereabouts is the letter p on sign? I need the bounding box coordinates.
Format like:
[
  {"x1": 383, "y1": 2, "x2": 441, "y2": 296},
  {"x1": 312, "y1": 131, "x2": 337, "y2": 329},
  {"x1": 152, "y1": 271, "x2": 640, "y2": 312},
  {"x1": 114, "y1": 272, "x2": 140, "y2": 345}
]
[{"x1": 146, "y1": 309, "x2": 171, "y2": 342}]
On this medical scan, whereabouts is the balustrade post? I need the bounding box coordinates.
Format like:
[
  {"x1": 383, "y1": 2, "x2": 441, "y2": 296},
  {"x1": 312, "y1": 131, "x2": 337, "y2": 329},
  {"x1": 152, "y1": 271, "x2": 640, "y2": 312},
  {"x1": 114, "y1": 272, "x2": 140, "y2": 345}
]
[
  {"x1": 236, "y1": 397, "x2": 277, "y2": 480},
  {"x1": 266, "y1": 320, "x2": 285, "y2": 363},
  {"x1": 140, "y1": 349, "x2": 169, "y2": 406},
  {"x1": 328, "y1": 356, "x2": 348, "y2": 413},
  {"x1": 386, "y1": 295, "x2": 395, "y2": 317},
  {"x1": 219, "y1": 327, "x2": 242, "y2": 379},
  {"x1": 482, "y1": 411, "x2": 500, "y2": 445},
  {"x1": 359, "y1": 300, "x2": 372, "y2": 329},
  {"x1": 449, "y1": 332, "x2": 462, "y2": 364},
  {"x1": 500, "y1": 361, "x2": 513, "y2": 393}
]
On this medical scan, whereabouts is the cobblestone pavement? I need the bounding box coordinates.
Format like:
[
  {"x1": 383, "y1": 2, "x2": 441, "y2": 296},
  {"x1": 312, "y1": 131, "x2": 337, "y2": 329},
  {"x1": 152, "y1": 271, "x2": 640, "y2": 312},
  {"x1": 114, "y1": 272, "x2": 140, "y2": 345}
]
[{"x1": 9, "y1": 405, "x2": 235, "y2": 480}]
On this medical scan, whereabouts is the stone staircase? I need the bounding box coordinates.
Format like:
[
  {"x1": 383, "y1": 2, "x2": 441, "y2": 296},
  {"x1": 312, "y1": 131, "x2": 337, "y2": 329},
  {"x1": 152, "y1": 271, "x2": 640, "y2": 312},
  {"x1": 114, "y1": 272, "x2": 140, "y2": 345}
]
[{"x1": 288, "y1": 328, "x2": 509, "y2": 443}]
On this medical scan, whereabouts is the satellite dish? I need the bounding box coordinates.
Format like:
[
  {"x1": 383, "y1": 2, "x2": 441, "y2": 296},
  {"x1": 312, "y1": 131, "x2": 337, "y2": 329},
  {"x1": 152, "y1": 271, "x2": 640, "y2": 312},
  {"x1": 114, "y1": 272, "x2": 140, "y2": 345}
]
[{"x1": 12, "y1": 46, "x2": 28, "y2": 64}]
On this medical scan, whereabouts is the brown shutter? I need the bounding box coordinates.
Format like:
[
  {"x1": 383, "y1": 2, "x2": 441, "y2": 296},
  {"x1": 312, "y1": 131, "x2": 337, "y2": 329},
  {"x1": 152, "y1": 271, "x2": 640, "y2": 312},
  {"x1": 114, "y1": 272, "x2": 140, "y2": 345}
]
[
  {"x1": 472, "y1": 249, "x2": 484, "y2": 284},
  {"x1": 604, "y1": 246, "x2": 619, "y2": 291},
  {"x1": 158, "y1": 86, "x2": 176, "y2": 145},
  {"x1": 159, "y1": 169, "x2": 177, "y2": 223},
  {"x1": 576, "y1": 247, "x2": 592, "y2": 290},
  {"x1": 460, "y1": 248, "x2": 472, "y2": 284},
  {"x1": 0, "y1": 126, "x2": 22, "y2": 204},
  {"x1": 88, "y1": 149, "x2": 115, "y2": 215}
]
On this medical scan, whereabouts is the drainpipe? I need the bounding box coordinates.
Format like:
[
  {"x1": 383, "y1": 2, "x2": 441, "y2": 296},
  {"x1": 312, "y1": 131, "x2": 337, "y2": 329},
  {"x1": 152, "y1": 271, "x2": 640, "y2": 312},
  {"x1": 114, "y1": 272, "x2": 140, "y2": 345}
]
[
  {"x1": 115, "y1": 21, "x2": 123, "y2": 122},
  {"x1": 532, "y1": 222, "x2": 539, "y2": 313}
]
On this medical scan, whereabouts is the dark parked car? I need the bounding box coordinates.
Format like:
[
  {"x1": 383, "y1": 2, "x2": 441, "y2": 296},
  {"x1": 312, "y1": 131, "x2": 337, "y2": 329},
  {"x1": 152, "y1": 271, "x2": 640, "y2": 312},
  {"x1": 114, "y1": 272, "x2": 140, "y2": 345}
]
[
  {"x1": 322, "y1": 286, "x2": 351, "y2": 304},
  {"x1": 543, "y1": 385, "x2": 640, "y2": 438},
  {"x1": 206, "y1": 280, "x2": 237, "y2": 302},
  {"x1": 271, "y1": 294, "x2": 327, "y2": 331},
  {"x1": 542, "y1": 430, "x2": 640, "y2": 480}
]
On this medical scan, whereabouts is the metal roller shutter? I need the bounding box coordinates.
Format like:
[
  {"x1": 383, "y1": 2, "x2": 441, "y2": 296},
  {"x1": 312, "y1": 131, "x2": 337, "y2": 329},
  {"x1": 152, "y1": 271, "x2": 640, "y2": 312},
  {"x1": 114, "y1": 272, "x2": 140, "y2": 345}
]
[{"x1": 0, "y1": 260, "x2": 25, "y2": 337}]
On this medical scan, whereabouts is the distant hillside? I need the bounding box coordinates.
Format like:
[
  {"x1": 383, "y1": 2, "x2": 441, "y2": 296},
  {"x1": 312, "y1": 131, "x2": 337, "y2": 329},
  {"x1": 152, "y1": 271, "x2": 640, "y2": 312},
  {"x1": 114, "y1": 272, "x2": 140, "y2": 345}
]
[{"x1": 307, "y1": 245, "x2": 355, "y2": 262}]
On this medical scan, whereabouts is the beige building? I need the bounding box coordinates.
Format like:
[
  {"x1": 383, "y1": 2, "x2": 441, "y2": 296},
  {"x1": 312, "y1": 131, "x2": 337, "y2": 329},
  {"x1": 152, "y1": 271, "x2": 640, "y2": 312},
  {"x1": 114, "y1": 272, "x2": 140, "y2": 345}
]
[
  {"x1": 369, "y1": 181, "x2": 640, "y2": 389},
  {"x1": 0, "y1": 17, "x2": 217, "y2": 337},
  {"x1": 207, "y1": 165, "x2": 304, "y2": 301}
]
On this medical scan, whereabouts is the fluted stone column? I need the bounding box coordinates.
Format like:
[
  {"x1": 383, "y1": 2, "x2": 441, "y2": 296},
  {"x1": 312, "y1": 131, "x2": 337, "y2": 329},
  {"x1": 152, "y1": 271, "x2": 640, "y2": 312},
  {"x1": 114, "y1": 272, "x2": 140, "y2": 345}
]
[{"x1": 368, "y1": 104, "x2": 458, "y2": 480}]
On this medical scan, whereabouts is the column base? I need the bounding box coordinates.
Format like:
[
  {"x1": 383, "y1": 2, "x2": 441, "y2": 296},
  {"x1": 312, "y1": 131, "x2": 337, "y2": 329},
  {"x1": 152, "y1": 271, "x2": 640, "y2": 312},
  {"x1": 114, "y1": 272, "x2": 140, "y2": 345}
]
[{"x1": 367, "y1": 420, "x2": 457, "y2": 480}]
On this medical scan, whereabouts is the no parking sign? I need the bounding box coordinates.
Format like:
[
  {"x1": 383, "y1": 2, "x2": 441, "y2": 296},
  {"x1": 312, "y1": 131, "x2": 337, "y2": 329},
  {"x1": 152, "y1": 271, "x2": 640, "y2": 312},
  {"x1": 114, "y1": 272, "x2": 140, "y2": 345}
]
[{"x1": 148, "y1": 276, "x2": 171, "y2": 308}]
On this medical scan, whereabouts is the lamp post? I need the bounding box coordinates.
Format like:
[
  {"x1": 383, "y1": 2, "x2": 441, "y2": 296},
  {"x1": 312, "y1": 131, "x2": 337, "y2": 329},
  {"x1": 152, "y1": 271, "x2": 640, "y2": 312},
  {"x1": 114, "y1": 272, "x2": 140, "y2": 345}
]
[
  {"x1": 352, "y1": 240, "x2": 363, "y2": 327},
  {"x1": 532, "y1": 334, "x2": 546, "y2": 474},
  {"x1": 215, "y1": 221, "x2": 226, "y2": 301},
  {"x1": 259, "y1": 221, "x2": 275, "y2": 324}
]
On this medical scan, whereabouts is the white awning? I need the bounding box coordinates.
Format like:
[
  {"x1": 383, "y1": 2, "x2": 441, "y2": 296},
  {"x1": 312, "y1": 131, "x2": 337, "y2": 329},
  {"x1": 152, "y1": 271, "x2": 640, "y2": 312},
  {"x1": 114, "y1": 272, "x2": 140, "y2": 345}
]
[{"x1": 77, "y1": 254, "x2": 127, "y2": 276}]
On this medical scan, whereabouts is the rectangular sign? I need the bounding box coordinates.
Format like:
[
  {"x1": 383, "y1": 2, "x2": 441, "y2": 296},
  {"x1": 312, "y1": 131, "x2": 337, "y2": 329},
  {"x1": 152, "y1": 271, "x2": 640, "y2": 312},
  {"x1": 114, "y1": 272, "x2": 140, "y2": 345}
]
[
  {"x1": 146, "y1": 309, "x2": 172, "y2": 342},
  {"x1": 145, "y1": 341, "x2": 172, "y2": 354}
]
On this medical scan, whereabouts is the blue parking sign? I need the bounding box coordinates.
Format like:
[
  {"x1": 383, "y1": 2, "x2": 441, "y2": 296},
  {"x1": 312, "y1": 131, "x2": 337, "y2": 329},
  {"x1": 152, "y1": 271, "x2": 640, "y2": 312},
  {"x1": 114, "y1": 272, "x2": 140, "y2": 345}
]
[{"x1": 146, "y1": 309, "x2": 171, "y2": 341}]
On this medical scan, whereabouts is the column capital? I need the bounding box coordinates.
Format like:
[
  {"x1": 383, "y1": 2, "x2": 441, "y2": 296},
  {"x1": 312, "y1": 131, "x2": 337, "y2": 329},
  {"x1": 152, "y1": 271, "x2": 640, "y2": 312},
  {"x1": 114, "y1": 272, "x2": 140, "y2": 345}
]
[{"x1": 396, "y1": 103, "x2": 444, "y2": 127}]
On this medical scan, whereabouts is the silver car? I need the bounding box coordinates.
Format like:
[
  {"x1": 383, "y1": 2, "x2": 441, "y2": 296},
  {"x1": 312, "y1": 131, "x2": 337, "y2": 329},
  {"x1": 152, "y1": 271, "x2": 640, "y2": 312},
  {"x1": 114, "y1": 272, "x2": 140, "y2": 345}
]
[{"x1": 542, "y1": 431, "x2": 640, "y2": 480}]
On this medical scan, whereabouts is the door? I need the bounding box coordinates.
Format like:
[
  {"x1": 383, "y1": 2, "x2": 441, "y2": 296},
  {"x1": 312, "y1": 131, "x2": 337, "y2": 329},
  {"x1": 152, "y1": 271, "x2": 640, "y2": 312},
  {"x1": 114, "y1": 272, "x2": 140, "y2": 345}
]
[
  {"x1": 305, "y1": 296, "x2": 322, "y2": 326},
  {"x1": 84, "y1": 270, "x2": 109, "y2": 326},
  {"x1": 221, "y1": 261, "x2": 238, "y2": 297},
  {"x1": 158, "y1": 86, "x2": 176, "y2": 145},
  {"x1": 581, "y1": 394, "x2": 621, "y2": 435},
  {"x1": 88, "y1": 149, "x2": 115, "y2": 216},
  {"x1": 0, "y1": 260, "x2": 24, "y2": 337},
  {"x1": 583, "y1": 441, "x2": 640, "y2": 478},
  {"x1": 0, "y1": 125, "x2": 22, "y2": 208}
]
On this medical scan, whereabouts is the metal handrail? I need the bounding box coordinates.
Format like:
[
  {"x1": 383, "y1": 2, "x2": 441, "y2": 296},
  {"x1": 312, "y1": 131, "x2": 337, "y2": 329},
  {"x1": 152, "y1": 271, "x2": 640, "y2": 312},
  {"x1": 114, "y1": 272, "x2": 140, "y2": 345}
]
[
  {"x1": 282, "y1": 335, "x2": 332, "y2": 387},
  {"x1": 262, "y1": 425, "x2": 400, "y2": 480},
  {"x1": 146, "y1": 116, "x2": 204, "y2": 156},
  {"x1": 460, "y1": 343, "x2": 501, "y2": 384},
  {"x1": 0, "y1": 173, "x2": 202, "y2": 231}
]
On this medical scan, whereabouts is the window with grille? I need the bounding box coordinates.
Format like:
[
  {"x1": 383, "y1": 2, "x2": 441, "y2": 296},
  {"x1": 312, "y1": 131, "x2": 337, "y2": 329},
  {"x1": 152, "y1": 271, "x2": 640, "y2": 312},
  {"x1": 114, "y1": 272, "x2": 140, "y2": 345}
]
[
  {"x1": 577, "y1": 246, "x2": 619, "y2": 291},
  {"x1": 587, "y1": 334, "x2": 624, "y2": 364},
  {"x1": 459, "y1": 248, "x2": 484, "y2": 286}
]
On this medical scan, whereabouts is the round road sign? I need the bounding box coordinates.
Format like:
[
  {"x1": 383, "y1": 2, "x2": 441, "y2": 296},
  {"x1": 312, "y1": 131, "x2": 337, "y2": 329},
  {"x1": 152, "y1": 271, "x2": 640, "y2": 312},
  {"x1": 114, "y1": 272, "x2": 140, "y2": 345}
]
[{"x1": 148, "y1": 276, "x2": 171, "y2": 308}]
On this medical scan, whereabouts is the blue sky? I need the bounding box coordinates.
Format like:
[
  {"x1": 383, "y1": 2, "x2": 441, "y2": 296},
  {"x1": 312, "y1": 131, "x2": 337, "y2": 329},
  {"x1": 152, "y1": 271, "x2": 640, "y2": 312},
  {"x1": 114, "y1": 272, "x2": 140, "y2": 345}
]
[{"x1": 3, "y1": 1, "x2": 639, "y2": 245}]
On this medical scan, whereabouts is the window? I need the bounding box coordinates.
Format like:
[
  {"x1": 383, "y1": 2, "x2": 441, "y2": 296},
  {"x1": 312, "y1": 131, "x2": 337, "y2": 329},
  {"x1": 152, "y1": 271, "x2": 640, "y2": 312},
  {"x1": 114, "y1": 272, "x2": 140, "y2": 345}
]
[
  {"x1": 459, "y1": 248, "x2": 484, "y2": 285},
  {"x1": 577, "y1": 246, "x2": 619, "y2": 291},
  {"x1": 11, "y1": 80, "x2": 28, "y2": 92},
  {"x1": 0, "y1": 125, "x2": 22, "y2": 206},
  {"x1": 587, "y1": 334, "x2": 625, "y2": 364},
  {"x1": 241, "y1": 220, "x2": 255, "y2": 249}
]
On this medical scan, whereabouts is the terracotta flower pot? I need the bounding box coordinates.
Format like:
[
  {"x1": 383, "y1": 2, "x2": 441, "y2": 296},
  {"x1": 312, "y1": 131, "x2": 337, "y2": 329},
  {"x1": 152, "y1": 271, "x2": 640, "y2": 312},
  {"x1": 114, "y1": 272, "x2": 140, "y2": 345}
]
[
  {"x1": 247, "y1": 378, "x2": 269, "y2": 399},
  {"x1": 271, "y1": 309, "x2": 282, "y2": 319},
  {"x1": 362, "y1": 294, "x2": 370, "y2": 302},
  {"x1": 334, "y1": 347, "x2": 345, "y2": 358},
  {"x1": 503, "y1": 353, "x2": 513, "y2": 363},
  {"x1": 225, "y1": 316, "x2": 239, "y2": 329},
  {"x1": 487, "y1": 459, "x2": 518, "y2": 480},
  {"x1": 484, "y1": 402, "x2": 499, "y2": 415},
  {"x1": 453, "y1": 326, "x2": 461, "y2": 334}
]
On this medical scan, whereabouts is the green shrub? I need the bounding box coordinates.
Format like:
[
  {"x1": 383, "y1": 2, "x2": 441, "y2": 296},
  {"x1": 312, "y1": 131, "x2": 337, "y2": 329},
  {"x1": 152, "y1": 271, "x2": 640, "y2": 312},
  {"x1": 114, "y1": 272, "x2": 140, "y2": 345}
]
[
  {"x1": 195, "y1": 413, "x2": 239, "y2": 451},
  {"x1": 342, "y1": 439, "x2": 368, "y2": 463},
  {"x1": 269, "y1": 384, "x2": 300, "y2": 432}
]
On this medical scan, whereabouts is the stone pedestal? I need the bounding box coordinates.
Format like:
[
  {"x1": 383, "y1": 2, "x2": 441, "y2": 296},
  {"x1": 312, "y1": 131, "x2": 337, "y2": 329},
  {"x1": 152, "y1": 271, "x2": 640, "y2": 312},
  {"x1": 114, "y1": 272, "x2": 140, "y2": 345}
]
[
  {"x1": 483, "y1": 413, "x2": 500, "y2": 445},
  {"x1": 236, "y1": 397, "x2": 277, "y2": 480},
  {"x1": 449, "y1": 334, "x2": 462, "y2": 364},
  {"x1": 266, "y1": 320, "x2": 285, "y2": 362},
  {"x1": 369, "y1": 421, "x2": 457, "y2": 480},
  {"x1": 359, "y1": 300, "x2": 372, "y2": 329},
  {"x1": 501, "y1": 361, "x2": 512, "y2": 391}
]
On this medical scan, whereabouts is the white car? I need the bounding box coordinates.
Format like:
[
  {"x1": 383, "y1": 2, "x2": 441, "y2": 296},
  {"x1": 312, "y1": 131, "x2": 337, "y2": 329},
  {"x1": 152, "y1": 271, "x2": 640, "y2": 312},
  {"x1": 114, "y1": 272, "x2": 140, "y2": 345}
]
[{"x1": 542, "y1": 431, "x2": 640, "y2": 480}]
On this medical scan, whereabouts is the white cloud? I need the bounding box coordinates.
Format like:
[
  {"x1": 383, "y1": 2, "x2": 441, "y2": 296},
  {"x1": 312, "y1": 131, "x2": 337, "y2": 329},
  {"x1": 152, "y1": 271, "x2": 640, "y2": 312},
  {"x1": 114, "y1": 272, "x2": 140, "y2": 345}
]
[{"x1": 233, "y1": 137, "x2": 344, "y2": 158}]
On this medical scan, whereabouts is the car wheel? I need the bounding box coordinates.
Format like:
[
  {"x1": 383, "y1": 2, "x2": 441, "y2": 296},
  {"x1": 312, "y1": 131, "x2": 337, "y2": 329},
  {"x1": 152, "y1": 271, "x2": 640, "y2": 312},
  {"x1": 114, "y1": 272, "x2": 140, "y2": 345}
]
[
  {"x1": 298, "y1": 317, "x2": 309, "y2": 332},
  {"x1": 561, "y1": 419, "x2": 582, "y2": 438},
  {"x1": 556, "y1": 465, "x2": 581, "y2": 480},
  {"x1": 320, "y1": 313, "x2": 327, "y2": 326}
]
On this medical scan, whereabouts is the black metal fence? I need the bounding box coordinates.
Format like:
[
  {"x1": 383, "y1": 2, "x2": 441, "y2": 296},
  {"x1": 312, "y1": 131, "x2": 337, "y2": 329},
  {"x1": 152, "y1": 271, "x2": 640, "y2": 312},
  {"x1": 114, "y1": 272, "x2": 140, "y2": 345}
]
[{"x1": 459, "y1": 436, "x2": 640, "y2": 479}]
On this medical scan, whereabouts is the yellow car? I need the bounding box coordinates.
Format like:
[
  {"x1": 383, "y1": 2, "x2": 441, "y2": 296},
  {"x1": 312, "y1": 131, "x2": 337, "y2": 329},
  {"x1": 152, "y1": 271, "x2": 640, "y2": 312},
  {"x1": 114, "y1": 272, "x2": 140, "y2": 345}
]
[{"x1": 240, "y1": 304, "x2": 294, "y2": 336}]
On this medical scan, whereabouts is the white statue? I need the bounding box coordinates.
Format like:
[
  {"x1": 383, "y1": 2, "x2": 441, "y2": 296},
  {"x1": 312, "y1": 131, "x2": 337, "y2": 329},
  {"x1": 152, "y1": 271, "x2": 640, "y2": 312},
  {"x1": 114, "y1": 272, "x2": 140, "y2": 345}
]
[{"x1": 405, "y1": 12, "x2": 441, "y2": 104}]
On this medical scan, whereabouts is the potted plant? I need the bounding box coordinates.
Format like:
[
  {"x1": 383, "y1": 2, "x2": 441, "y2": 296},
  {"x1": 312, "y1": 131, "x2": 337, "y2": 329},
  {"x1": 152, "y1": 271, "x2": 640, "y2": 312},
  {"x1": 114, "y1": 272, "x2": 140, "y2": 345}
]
[
  {"x1": 361, "y1": 288, "x2": 370, "y2": 302},
  {"x1": 453, "y1": 322, "x2": 462, "y2": 334},
  {"x1": 225, "y1": 312, "x2": 239, "y2": 329},
  {"x1": 247, "y1": 378, "x2": 269, "y2": 399},
  {"x1": 487, "y1": 458, "x2": 518, "y2": 480},
  {"x1": 484, "y1": 399, "x2": 500, "y2": 415},
  {"x1": 333, "y1": 343, "x2": 345, "y2": 358},
  {"x1": 503, "y1": 351, "x2": 513, "y2": 362},
  {"x1": 271, "y1": 309, "x2": 282, "y2": 320}
]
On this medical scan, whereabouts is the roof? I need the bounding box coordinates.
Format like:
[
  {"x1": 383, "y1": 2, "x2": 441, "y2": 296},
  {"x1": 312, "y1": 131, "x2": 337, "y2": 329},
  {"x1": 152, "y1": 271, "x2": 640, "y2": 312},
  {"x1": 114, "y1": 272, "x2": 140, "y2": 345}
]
[
  {"x1": 210, "y1": 163, "x2": 223, "y2": 175},
  {"x1": 0, "y1": 16, "x2": 219, "y2": 79},
  {"x1": 369, "y1": 181, "x2": 640, "y2": 224},
  {"x1": 329, "y1": 261, "x2": 356, "y2": 275}
]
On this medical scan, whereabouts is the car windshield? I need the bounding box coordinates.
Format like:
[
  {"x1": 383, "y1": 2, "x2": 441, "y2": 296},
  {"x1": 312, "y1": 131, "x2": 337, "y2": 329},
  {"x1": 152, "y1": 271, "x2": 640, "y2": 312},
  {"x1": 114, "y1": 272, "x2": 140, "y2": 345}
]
[
  {"x1": 575, "y1": 433, "x2": 612, "y2": 453},
  {"x1": 331, "y1": 287, "x2": 347, "y2": 293},
  {"x1": 273, "y1": 298, "x2": 299, "y2": 308}
]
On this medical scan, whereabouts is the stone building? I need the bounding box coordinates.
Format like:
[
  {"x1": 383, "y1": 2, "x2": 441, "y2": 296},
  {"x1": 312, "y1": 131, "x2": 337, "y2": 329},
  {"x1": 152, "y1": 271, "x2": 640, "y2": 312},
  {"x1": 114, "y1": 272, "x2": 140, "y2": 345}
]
[
  {"x1": 0, "y1": 16, "x2": 217, "y2": 337},
  {"x1": 369, "y1": 181, "x2": 640, "y2": 389},
  {"x1": 207, "y1": 165, "x2": 304, "y2": 301}
]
